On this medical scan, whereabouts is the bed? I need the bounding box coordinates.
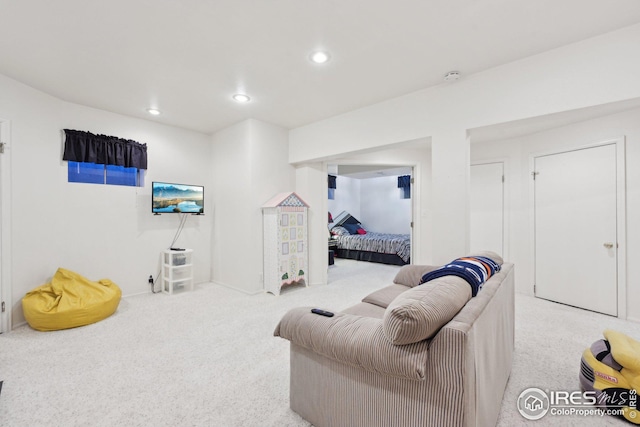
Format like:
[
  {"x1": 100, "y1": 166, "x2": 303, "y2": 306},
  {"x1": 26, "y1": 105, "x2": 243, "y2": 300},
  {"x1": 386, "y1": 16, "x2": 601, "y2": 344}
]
[{"x1": 330, "y1": 211, "x2": 411, "y2": 266}]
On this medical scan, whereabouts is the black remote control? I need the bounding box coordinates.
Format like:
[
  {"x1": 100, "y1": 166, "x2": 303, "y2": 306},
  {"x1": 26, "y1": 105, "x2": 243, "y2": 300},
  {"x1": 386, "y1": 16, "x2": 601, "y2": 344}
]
[{"x1": 311, "y1": 308, "x2": 334, "y2": 317}]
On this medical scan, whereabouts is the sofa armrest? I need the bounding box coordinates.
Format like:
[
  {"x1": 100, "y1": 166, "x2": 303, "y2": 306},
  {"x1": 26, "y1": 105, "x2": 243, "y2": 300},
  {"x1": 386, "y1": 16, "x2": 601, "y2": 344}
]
[{"x1": 274, "y1": 307, "x2": 430, "y2": 380}]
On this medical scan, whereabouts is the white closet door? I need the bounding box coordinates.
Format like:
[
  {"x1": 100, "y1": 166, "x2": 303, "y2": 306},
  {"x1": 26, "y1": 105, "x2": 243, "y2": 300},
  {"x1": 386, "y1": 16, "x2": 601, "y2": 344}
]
[{"x1": 534, "y1": 144, "x2": 617, "y2": 316}]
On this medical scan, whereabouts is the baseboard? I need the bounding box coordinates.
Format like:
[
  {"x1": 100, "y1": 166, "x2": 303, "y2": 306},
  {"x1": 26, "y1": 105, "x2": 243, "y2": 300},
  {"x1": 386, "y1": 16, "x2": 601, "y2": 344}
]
[
  {"x1": 123, "y1": 281, "x2": 209, "y2": 298},
  {"x1": 12, "y1": 319, "x2": 27, "y2": 329},
  {"x1": 211, "y1": 280, "x2": 264, "y2": 296},
  {"x1": 123, "y1": 290, "x2": 150, "y2": 298},
  {"x1": 625, "y1": 315, "x2": 640, "y2": 324}
]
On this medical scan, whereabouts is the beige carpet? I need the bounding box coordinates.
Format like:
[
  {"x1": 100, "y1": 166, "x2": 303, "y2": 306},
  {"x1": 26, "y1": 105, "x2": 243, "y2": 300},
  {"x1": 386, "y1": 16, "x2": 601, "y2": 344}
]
[{"x1": 0, "y1": 258, "x2": 635, "y2": 426}]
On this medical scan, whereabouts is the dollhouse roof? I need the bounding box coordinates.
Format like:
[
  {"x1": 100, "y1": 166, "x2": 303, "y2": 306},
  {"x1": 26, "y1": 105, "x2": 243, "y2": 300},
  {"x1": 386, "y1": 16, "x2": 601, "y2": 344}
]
[{"x1": 262, "y1": 192, "x2": 309, "y2": 208}]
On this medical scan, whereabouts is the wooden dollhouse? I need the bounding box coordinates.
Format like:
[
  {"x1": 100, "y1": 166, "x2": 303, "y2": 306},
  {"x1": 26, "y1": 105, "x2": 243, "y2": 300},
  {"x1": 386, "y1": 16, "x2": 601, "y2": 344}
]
[{"x1": 262, "y1": 192, "x2": 309, "y2": 295}]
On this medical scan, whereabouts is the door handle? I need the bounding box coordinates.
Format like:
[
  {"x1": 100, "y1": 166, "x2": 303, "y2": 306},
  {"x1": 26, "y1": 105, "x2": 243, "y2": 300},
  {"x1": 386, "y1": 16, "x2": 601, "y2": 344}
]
[{"x1": 603, "y1": 243, "x2": 614, "y2": 249}]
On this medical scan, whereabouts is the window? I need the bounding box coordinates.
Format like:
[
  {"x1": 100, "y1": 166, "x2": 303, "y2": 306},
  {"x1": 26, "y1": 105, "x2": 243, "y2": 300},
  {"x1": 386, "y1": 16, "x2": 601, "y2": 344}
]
[
  {"x1": 68, "y1": 161, "x2": 144, "y2": 187},
  {"x1": 63, "y1": 129, "x2": 147, "y2": 187}
]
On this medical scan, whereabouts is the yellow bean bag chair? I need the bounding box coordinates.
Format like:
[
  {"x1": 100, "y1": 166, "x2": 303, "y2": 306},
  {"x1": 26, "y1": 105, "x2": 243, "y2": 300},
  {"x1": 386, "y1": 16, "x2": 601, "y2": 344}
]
[{"x1": 22, "y1": 268, "x2": 121, "y2": 331}]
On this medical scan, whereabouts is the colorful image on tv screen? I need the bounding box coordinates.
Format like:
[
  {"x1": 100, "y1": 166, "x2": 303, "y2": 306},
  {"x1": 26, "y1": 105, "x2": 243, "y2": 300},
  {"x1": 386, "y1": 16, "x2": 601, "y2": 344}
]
[{"x1": 152, "y1": 182, "x2": 204, "y2": 213}]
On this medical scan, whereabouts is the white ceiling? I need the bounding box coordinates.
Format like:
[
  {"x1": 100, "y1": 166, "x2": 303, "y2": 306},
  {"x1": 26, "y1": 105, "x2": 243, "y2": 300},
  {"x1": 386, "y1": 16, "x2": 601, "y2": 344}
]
[{"x1": 2, "y1": 0, "x2": 640, "y2": 135}]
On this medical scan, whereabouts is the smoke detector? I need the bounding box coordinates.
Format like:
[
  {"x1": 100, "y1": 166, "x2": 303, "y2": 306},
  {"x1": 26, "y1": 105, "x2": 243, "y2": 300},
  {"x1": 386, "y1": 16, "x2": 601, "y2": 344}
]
[{"x1": 444, "y1": 71, "x2": 461, "y2": 82}]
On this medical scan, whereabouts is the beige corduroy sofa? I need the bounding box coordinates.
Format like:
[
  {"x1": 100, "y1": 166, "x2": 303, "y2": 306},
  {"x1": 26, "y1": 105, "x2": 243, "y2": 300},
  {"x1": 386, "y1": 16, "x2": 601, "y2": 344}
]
[{"x1": 274, "y1": 253, "x2": 514, "y2": 427}]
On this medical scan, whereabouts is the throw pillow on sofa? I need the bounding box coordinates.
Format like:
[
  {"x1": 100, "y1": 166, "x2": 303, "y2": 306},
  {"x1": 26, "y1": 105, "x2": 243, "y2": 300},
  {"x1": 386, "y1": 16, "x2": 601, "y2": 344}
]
[{"x1": 383, "y1": 275, "x2": 471, "y2": 345}]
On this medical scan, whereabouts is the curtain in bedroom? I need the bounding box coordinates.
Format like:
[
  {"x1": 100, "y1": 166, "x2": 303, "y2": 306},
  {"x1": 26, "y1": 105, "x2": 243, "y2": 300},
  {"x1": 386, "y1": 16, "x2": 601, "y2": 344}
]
[
  {"x1": 398, "y1": 175, "x2": 411, "y2": 198},
  {"x1": 328, "y1": 174, "x2": 337, "y2": 189},
  {"x1": 62, "y1": 129, "x2": 148, "y2": 170},
  {"x1": 397, "y1": 175, "x2": 411, "y2": 188}
]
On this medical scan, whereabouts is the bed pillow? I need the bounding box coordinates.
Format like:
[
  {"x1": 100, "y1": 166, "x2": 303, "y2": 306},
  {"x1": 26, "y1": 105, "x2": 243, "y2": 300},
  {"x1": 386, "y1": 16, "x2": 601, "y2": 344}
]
[
  {"x1": 331, "y1": 226, "x2": 350, "y2": 236},
  {"x1": 356, "y1": 228, "x2": 367, "y2": 235},
  {"x1": 383, "y1": 275, "x2": 471, "y2": 345},
  {"x1": 342, "y1": 215, "x2": 361, "y2": 225},
  {"x1": 343, "y1": 223, "x2": 360, "y2": 235}
]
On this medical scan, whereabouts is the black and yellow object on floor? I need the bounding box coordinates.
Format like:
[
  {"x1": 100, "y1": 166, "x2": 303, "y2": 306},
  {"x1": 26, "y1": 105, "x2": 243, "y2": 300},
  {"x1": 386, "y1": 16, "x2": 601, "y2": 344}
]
[
  {"x1": 580, "y1": 329, "x2": 640, "y2": 424},
  {"x1": 22, "y1": 268, "x2": 121, "y2": 332}
]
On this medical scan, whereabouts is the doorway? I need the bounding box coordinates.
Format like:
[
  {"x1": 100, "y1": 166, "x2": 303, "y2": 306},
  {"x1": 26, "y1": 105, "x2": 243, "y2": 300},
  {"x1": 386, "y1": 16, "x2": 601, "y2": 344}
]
[
  {"x1": 532, "y1": 140, "x2": 626, "y2": 317},
  {"x1": 327, "y1": 164, "x2": 414, "y2": 232},
  {"x1": 327, "y1": 163, "x2": 415, "y2": 276}
]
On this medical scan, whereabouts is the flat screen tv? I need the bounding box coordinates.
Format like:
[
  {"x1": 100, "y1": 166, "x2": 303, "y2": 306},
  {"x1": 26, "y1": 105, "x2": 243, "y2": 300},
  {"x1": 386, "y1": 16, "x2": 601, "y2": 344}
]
[{"x1": 152, "y1": 182, "x2": 204, "y2": 214}]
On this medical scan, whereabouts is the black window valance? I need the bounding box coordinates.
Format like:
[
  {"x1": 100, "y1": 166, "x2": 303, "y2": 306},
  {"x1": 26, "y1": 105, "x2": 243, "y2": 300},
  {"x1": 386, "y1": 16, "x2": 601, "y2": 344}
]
[
  {"x1": 398, "y1": 175, "x2": 411, "y2": 188},
  {"x1": 63, "y1": 129, "x2": 148, "y2": 170},
  {"x1": 328, "y1": 175, "x2": 337, "y2": 189}
]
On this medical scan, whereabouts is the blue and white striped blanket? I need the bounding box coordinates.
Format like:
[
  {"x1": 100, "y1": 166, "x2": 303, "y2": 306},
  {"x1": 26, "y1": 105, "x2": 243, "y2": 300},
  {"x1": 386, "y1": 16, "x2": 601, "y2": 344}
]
[{"x1": 419, "y1": 256, "x2": 501, "y2": 296}]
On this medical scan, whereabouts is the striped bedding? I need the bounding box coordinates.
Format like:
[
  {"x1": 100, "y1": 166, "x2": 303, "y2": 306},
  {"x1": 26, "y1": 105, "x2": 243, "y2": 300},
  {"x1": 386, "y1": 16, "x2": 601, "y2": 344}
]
[{"x1": 334, "y1": 232, "x2": 411, "y2": 263}]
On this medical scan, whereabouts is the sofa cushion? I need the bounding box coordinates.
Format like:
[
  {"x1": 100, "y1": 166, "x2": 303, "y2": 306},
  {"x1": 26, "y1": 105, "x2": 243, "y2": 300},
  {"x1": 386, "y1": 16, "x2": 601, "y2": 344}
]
[
  {"x1": 362, "y1": 284, "x2": 409, "y2": 309},
  {"x1": 383, "y1": 276, "x2": 471, "y2": 345},
  {"x1": 393, "y1": 265, "x2": 440, "y2": 288},
  {"x1": 342, "y1": 302, "x2": 386, "y2": 319}
]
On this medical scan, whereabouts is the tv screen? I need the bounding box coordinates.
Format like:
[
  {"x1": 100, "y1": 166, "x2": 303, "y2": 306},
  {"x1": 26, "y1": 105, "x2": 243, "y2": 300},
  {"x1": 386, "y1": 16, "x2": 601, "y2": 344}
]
[{"x1": 152, "y1": 182, "x2": 204, "y2": 214}]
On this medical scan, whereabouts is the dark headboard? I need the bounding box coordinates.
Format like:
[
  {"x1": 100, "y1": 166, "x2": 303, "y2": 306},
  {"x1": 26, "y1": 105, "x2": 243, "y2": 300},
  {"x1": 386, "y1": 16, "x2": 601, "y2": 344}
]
[{"x1": 333, "y1": 211, "x2": 361, "y2": 227}]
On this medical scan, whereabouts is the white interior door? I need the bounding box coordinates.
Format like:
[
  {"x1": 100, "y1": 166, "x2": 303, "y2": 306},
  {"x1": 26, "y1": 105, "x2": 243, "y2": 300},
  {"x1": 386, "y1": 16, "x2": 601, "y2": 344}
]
[
  {"x1": 470, "y1": 162, "x2": 504, "y2": 256},
  {"x1": 0, "y1": 119, "x2": 11, "y2": 333},
  {"x1": 0, "y1": 120, "x2": 6, "y2": 333},
  {"x1": 534, "y1": 144, "x2": 618, "y2": 316}
]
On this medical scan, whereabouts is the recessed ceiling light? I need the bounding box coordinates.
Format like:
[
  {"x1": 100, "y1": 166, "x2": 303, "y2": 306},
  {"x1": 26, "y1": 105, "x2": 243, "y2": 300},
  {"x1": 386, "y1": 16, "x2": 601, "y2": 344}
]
[
  {"x1": 147, "y1": 108, "x2": 161, "y2": 115},
  {"x1": 232, "y1": 94, "x2": 251, "y2": 103},
  {"x1": 310, "y1": 51, "x2": 331, "y2": 64}
]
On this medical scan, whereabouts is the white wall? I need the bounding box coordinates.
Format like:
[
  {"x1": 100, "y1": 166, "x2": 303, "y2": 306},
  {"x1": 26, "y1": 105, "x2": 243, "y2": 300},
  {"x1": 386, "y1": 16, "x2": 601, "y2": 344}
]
[
  {"x1": 210, "y1": 119, "x2": 294, "y2": 294},
  {"x1": 327, "y1": 175, "x2": 361, "y2": 223},
  {"x1": 289, "y1": 24, "x2": 640, "y2": 163},
  {"x1": 288, "y1": 24, "x2": 640, "y2": 264},
  {"x1": 0, "y1": 74, "x2": 213, "y2": 327},
  {"x1": 360, "y1": 176, "x2": 411, "y2": 235},
  {"x1": 4, "y1": 22, "x2": 639, "y2": 328},
  {"x1": 295, "y1": 163, "x2": 327, "y2": 287},
  {"x1": 471, "y1": 107, "x2": 640, "y2": 322}
]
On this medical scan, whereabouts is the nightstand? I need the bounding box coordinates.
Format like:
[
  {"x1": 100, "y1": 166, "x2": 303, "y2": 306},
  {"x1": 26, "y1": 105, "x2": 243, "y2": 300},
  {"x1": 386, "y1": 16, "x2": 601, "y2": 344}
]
[{"x1": 328, "y1": 239, "x2": 338, "y2": 265}]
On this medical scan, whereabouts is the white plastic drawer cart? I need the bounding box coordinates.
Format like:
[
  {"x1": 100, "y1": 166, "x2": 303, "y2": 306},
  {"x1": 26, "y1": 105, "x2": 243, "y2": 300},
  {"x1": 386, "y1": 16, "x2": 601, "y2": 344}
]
[{"x1": 161, "y1": 249, "x2": 194, "y2": 294}]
